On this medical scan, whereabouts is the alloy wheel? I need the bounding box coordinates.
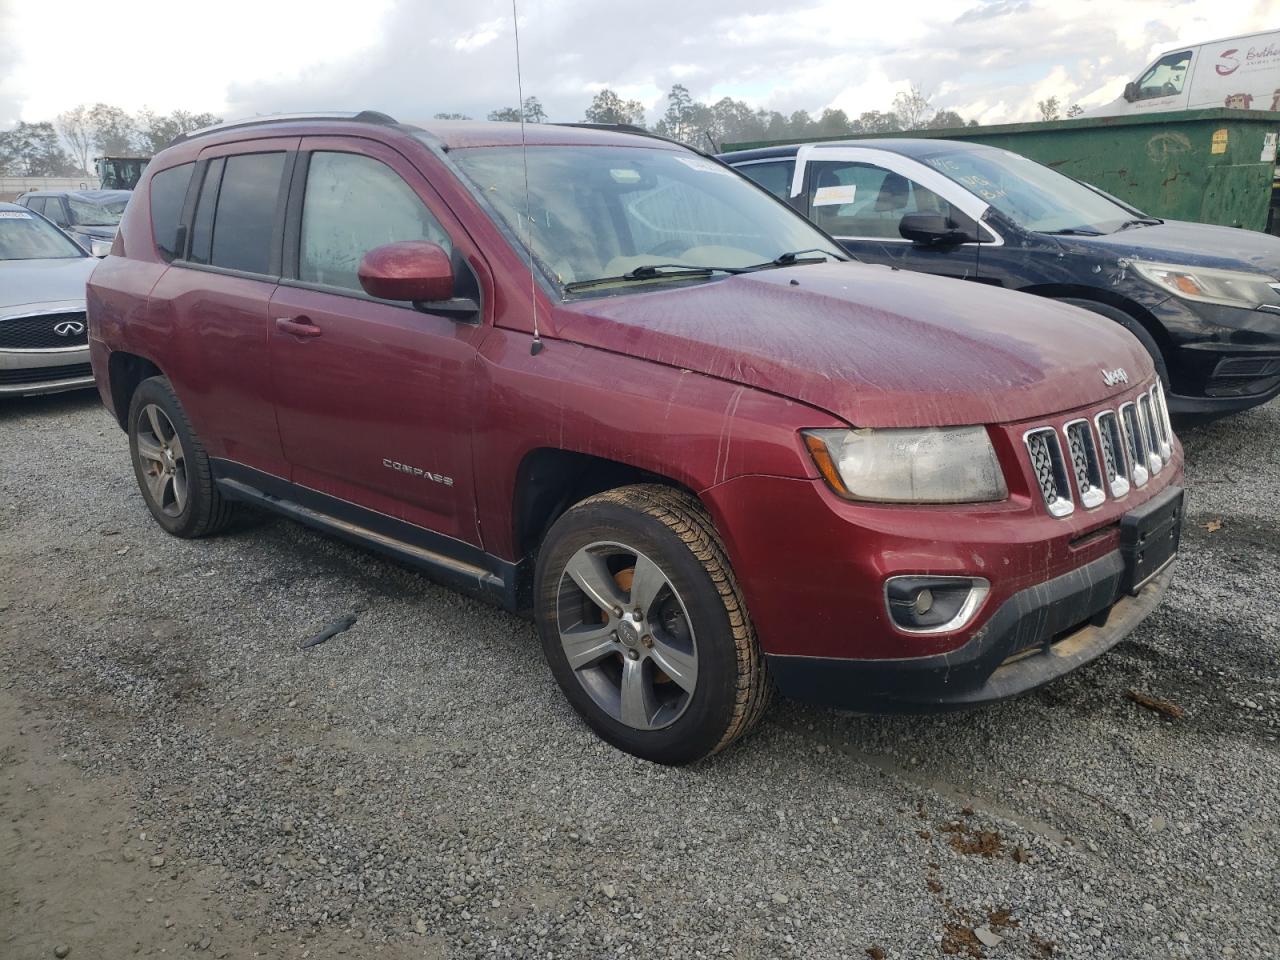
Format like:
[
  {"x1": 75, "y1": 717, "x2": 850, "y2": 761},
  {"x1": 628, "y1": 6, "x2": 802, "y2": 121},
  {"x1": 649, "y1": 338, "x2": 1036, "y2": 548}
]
[
  {"x1": 556, "y1": 541, "x2": 699, "y2": 731},
  {"x1": 135, "y1": 403, "x2": 188, "y2": 518}
]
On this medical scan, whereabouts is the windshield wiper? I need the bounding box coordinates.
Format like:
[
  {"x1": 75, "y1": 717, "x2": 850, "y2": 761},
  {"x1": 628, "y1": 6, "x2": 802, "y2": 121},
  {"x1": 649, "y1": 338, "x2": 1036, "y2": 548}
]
[
  {"x1": 1116, "y1": 217, "x2": 1163, "y2": 231},
  {"x1": 1043, "y1": 227, "x2": 1105, "y2": 236},
  {"x1": 749, "y1": 247, "x2": 843, "y2": 269},
  {"x1": 562, "y1": 263, "x2": 745, "y2": 293}
]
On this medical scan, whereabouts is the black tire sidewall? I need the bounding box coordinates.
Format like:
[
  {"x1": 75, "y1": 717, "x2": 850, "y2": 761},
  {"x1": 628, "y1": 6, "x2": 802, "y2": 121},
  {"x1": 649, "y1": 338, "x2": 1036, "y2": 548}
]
[
  {"x1": 127, "y1": 377, "x2": 207, "y2": 538},
  {"x1": 534, "y1": 497, "x2": 741, "y2": 765},
  {"x1": 1056, "y1": 297, "x2": 1170, "y2": 388}
]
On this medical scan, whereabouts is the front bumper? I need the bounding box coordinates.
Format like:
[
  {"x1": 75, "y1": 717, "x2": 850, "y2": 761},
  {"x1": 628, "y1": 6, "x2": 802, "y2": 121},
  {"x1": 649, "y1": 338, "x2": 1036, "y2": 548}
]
[
  {"x1": 0, "y1": 346, "x2": 94, "y2": 397},
  {"x1": 766, "y1": 549, "x2": 1173, "y2": 712},
  {"x1": 1153, "y1": 298, "x2": 1280, "y2": 415}
]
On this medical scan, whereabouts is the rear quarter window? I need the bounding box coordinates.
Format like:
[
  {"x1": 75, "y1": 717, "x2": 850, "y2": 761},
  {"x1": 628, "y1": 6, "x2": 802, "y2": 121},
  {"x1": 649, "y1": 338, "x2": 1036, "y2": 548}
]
[{"x1": 149, "y1": 163, "x2": 195, "y2": 262}]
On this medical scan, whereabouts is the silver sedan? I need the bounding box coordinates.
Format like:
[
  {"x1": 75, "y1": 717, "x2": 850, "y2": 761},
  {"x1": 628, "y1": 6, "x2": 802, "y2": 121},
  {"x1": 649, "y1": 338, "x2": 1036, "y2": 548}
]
[{"x1": 0, "y1": 202, "x2": 99, "y2": 397}]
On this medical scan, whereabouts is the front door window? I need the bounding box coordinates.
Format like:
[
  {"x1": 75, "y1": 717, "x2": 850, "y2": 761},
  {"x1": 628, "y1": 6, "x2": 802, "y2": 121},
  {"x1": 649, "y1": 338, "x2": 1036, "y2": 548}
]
[
  {"x1": 806, "y1": 161, "x2": 961, "y2": 240},
  {"x1": 1136, "y1": 52, "x2": 1191, "y2": 101}
]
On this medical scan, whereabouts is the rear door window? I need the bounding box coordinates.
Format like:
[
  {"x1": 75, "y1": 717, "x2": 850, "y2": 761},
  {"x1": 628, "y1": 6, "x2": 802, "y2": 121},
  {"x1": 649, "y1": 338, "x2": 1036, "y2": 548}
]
[
  {"x1": 149, "y1": 163, "x2": 195, "y2": 262},
  {"x1": 208, "y1": 152, "x2": 287, "y2": 275},
  {"x1": 736, "y1": 160, "x2": 794, "y2": 200},
  {"x1": 298, "y1": 151, "x2": 452, "y2": 292},
  {"x1": 187, "y1": 158, "x2": 224, "y2": 266}
]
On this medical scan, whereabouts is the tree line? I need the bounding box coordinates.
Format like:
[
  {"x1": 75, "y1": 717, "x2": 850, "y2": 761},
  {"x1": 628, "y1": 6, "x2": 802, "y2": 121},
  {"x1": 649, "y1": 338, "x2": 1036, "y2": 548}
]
[
  {"x1": 2, "y1": 85, "x2": 1090, "y2": 178},
  {"x1": 0, "y1": 105, "x2": 220, "y2": 177}
]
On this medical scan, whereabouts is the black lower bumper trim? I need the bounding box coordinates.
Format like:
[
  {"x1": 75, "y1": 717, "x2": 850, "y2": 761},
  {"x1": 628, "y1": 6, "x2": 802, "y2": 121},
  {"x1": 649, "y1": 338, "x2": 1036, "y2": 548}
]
[{"x1": 768, "y1": 541, "x2": 1175, "y2": 713}]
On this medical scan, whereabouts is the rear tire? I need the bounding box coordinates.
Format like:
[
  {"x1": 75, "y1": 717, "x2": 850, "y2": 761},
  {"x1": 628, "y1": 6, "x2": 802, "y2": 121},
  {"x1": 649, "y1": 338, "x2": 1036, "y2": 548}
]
[
  {"x1": 127, "y1": 376, "x2": 235, "y2": 538},
  {"x1": 534, "y1": 484, "x2": 770, "y2": 764}
]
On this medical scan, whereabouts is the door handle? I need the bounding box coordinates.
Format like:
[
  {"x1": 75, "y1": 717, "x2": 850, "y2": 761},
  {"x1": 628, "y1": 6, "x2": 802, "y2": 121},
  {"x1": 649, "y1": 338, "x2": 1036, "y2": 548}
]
[{"x1": 274, "y1": 316, "x2": 321, "y2": 338}]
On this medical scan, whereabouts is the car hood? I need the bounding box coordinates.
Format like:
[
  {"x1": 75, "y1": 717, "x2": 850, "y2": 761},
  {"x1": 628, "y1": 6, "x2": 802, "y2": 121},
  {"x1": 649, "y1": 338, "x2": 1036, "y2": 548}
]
[
  {"x1": 551, "y1": 262, "x2": 1152, "y2": 428},
  {"x1": 1055, "y1": 219, "x2": 1280, "y2": 275},
  {"x1": 0, "y1": 256, "x2": 96, "y2": 318}
]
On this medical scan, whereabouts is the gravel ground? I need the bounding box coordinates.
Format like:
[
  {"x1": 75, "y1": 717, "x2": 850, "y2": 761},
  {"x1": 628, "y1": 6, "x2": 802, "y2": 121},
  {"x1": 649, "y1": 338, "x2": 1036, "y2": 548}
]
[{"x1": 1, "y1": 390, "x2": 1278, "y2": 960}]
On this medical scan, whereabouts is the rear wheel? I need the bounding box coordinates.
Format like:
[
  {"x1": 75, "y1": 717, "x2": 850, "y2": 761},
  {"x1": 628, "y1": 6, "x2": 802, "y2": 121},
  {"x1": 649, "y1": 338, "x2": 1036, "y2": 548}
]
[
  {"x1": 534, "y1": 484, "x2": 770, "y2": 764},
  {"x1": 127, "y1": 376, "x2": 235, "y2": 538}
]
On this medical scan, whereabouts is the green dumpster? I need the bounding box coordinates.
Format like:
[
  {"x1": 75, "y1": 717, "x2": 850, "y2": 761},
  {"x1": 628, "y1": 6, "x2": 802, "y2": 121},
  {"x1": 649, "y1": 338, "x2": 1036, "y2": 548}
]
[{"x1": 723, "y1": 108, "x2": 1280, "y2": 233}]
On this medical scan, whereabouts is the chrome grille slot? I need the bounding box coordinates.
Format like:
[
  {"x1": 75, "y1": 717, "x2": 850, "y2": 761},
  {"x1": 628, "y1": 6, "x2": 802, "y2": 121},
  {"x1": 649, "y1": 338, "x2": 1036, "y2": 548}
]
[
  {"x1": 1119, "y1": 402, "x2": 1150, "y2": 488},
  {"x1": 1137, "y1": 394, "x2": 1163, "y2": 475},
  {"x1": 1094, "y1": 410, "x2": 1130, "y2": 499},
  {"x1": 1064, "y1": 419, "x2": 1105, "y2": 508},
  {"x1": 1023, "y1": 427, "x2": 1074, "y2": 517},
  {"x1": 1150, "y1": 383, "x2": 1174, "y2": 460}
]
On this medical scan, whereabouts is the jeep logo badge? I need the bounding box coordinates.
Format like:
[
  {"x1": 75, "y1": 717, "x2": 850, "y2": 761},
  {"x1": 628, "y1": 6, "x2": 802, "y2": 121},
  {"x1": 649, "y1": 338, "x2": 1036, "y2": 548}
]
[
  {"x1": 1101, "y1": 367, "x2": 1129, "y2": 386},
  {"x1": 53, "y1": 320, "x2": 85, "y2": 337}
]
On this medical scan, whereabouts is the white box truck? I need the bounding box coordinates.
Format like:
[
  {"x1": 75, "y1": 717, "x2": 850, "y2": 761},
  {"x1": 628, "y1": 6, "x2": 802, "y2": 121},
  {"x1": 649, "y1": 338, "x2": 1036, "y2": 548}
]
[{"x1": 1086, "y1": 29, "x2": 1280, "y2": 117}]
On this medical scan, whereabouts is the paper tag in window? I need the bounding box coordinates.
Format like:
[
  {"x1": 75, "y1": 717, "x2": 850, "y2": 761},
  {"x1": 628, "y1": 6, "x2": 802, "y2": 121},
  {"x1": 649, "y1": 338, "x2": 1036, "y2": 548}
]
[
  {"x1": 675, "y1": 156, "x2": 734, "y2": 176},
  {"x1": 0, "y1": 211, "x2": 32, "y2": 219},
  {"x1": 813, "y1": 184, "x2": 856, "y2": 206},
  {"x1": 1262, "y1": 132, "x2": 1277, "y2": 163}
]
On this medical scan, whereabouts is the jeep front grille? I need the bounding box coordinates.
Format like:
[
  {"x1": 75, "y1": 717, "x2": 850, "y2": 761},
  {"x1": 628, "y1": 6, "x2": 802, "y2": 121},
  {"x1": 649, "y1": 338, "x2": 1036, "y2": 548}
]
[
  {"x1": 1064, "y1": 420, "x2": 1105, "y2": 508},
  {"x1": 1024, "y1": 384, "x2": 1174, "y2": 517},
  {"x1": 1023, "y1": 427, "x2": 1074, "y2": 517}
]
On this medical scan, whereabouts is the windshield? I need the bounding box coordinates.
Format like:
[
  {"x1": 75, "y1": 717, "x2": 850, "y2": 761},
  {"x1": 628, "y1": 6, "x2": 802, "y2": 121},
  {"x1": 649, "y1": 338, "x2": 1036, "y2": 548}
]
[
  {"x1": 68, "y1": 194, "x2": 128, "y2": 227},
  {"x1": 918, "y1": 146, "x2": 1134, "y2": 235},
  {"x1": 448, "y1": 144, "x2": 843, "y2": 292},
  {"x1": 0, "y1": 210, "x2": 87, "y2": 260}
]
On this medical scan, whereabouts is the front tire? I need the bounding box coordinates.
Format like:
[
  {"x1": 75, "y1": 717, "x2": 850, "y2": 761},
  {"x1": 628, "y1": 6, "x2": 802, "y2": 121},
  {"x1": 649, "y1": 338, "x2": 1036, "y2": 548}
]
[
  {"x1": 534, "y1": 484, "x2": 770, "y2": 764},
  {"x1": 127, "y1": 376, "x2": 235, "y2": 538}
]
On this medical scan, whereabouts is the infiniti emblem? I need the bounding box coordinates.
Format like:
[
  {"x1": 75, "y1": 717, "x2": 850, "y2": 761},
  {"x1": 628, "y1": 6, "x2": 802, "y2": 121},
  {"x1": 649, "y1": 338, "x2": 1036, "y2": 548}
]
[
  {"x1": 53, "y1": 320, "x2": 85, "y2": 337},
  {"x1": 1101, "y1": 367, "x2": 1129, "y2": 386}
]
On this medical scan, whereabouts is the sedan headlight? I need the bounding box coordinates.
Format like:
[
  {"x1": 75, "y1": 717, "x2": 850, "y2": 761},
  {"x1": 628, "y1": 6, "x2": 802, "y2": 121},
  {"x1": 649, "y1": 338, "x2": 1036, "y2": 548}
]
[
  {"x1": 803, "y1": 426, "x2": 1008, "y2": 503},
  {"x1": 1131, "y1": 260, "x2": 1280, "y2": 311}
]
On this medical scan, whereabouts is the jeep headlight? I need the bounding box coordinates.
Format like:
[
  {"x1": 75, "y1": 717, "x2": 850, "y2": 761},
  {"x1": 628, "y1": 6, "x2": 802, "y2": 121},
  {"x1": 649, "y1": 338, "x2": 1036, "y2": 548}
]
[
  {"x1": 803, "y1": 426, "x2": 1008, "y2": 503},
  {"x1": 1131, "y1": 260, "x2": 1280, "y2": 311}
]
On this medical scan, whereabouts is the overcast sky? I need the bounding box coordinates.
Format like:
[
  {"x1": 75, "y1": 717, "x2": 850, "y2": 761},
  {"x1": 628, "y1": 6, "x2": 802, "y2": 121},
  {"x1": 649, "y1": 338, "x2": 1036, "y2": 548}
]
[{"x1": 0, "y1": 0, "x2": 1276, "y2": 130}]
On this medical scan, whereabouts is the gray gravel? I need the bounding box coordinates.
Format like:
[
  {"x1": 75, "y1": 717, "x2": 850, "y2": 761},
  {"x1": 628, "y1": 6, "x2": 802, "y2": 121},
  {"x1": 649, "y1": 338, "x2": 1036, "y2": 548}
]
[{"x1": 1, "y1": 390, "x2": 1278, "y2": 959}]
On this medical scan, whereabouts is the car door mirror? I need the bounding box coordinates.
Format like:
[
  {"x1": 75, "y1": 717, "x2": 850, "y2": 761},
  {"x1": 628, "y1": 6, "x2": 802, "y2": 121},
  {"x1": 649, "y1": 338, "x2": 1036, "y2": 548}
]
[
  {"x1": 1123, "y1": 81, "x2": 1138, "y2": 102},
  {"x1": 358, "y1": 241, "x2": 455, "y2": 302},
  {"x1": 899, "y1": 212, "x2": 978, "y2": 246}
]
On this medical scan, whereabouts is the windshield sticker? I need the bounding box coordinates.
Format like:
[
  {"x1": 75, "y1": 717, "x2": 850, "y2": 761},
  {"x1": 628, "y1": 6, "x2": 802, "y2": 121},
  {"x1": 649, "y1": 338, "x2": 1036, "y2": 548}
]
[
  {"x1": 675, "y1": 156, "x2": 734, "y2": 176},
  {"x1": 0, "y1": 211, "x2": 32, "y2": 219},
  {"x1": 813, "y1": 184, "x2": 857, "y2": 206},
  {"x1": 610, "y1": 168, "x2": 642, "y2": 183}
]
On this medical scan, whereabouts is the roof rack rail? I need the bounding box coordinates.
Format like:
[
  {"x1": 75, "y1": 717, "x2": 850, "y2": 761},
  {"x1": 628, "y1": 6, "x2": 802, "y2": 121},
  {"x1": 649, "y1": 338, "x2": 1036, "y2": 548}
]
[
  {"x1": 552, "y1": 122, "x2": 714, "y2": 157},
  {"x1": 169, "y1": 110, "x2": 398, "y2": 147}
]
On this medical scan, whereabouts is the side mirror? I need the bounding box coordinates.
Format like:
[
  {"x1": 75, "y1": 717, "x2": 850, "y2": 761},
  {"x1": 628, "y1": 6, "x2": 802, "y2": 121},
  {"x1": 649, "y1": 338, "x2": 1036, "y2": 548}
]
[
  {"x1": 358, "y1": 240, "x2": 454, "y2": 302},
  {"x1": 1123, "y1": 81, "x2": 1138, "y2": 102},
  {"x1": 899, "y1": 212, "x2": 977, "y2": 246}
]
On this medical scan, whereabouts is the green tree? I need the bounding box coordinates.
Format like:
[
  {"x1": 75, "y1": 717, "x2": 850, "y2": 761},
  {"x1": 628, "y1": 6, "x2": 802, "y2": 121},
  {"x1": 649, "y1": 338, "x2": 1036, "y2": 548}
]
[
  {"x1": 135, "y1": 109, "x2": 220, "y2": 153},
  {"x1": 856, "y1": 110, "x2": 900, "y2": 133},
  {"x1": 925, "y1": 109, "x2": 966, "y2": 130},
  {"x1": 1037, "y1": 96, "x2": 1061, "y2": 121},
  {"x1": 0, "y1": 121, "x2": 77, "y2": 175},
  {"x1": 522, "y1": 97, "x2": 547, "y2": 123},
  {"x1": 55, "y1": 105, "x2": 94, "y2": 174},
  {"x1": 1066, "y1": 103, "x2": 1084, "y2": 118},
  {"x1": 87, "y1": 103, "x2": 138, "y2": 155},
  {"x1": 816, "y1": 108, "x2": 853, "y2": 137},
  {"x1": 583, "y1": 89, "x2": 646, "y2": 126},
  {"x1": 487, "y1": 106, "x2": 523, "y2": 122},
  {"x1": 787, "y1": 109, "x2": 817, "y2": 139},
  {"x1": 892, "y1": 85, "x2": 933, "y2": 130}
]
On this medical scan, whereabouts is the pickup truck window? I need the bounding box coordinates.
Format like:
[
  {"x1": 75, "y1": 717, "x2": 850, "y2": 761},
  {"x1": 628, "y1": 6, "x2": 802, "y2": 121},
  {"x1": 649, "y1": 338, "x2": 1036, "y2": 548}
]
[
  {"x1": 299, "y1": 152, "x2": 453, "y2": 292},
  {"x1": 451, "y1": 144, "x2": 838, "y2": 290}
]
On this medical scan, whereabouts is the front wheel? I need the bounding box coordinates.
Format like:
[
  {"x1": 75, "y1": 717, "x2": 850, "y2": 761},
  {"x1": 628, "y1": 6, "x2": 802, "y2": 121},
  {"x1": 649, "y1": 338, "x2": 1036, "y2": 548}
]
[{"x1": 534, "y1": 485, "x2": 770, "y2": 764}]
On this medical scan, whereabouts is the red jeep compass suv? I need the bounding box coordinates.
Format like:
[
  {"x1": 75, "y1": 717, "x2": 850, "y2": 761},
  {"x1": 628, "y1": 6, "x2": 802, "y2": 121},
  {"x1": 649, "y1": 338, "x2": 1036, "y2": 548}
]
[{"x1": 87, "y1": 113, "x2": 1183, "y2": 764}]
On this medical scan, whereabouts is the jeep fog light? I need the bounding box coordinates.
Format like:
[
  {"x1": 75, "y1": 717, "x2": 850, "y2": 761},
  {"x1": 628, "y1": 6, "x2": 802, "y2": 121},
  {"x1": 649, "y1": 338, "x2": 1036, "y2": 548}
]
[{"x1": 885, "y1": 576, "x2": 990, "y2": 634}]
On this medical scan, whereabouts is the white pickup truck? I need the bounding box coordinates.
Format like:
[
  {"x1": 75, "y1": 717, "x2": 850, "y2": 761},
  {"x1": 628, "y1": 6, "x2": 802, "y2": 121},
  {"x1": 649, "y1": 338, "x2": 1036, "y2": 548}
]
[{"x1": 1086, "y1": 29, "x2": 1280, "y2": 118}]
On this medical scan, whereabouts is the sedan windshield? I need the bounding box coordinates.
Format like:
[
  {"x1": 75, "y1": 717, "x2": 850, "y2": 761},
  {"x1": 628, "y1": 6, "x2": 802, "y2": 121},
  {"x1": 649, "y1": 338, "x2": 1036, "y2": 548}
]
[
  {"x1": 449, "y1": 144, "x2": 843, "y2": 292},
  {"x1": 918, "y1": 146, "x2": 1135, "y2": 235},
  {"x1": 68, "y1": 194, "x2": 128, "y2": 227},
  {"x1": 0, "y1": 210, "x2": 87, "y2": 260}
]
